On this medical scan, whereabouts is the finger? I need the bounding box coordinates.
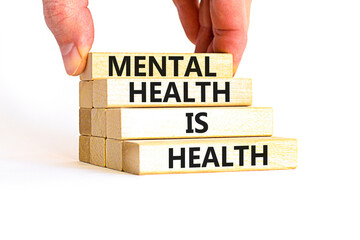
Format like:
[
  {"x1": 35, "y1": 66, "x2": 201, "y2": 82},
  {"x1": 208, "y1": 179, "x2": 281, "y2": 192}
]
[
  {"x1": 245, "y1": 0, "x2": 252, "y2": 29},
  {"x1": 206, "y1": 39, "x2": 214, "y2": 53},
  {"x1": 173, "y1": 0, "x2": 200, "y2": 44},
  {"x1": 195, "y1": 0, "x2": 213, "y2": 53},
  {"x1": 210, "y1": 0, "x2": 251, "y2": 74},
  {"x1": 43, "y1": 0, "x2": 94, "y2": 76}
]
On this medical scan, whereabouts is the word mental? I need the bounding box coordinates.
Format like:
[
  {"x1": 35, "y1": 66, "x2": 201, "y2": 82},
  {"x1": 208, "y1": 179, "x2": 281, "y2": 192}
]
[
  {"x1": 110, "y1": 56, "x2": 217, "y2": 77},
  {"x1": 81, "y1": 53, "x2": 233, "y2": 80}
]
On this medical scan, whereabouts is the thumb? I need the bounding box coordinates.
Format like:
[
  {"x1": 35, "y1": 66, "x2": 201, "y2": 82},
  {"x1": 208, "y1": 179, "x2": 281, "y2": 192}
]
[{"x1": 43, "y1": 0, "x2": 94, "y2": 76}]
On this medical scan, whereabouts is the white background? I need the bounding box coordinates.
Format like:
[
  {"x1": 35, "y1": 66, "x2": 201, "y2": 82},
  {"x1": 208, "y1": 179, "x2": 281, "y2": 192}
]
[{"x1": 1, "y1": 0, "x2": 359, "y2": 239}]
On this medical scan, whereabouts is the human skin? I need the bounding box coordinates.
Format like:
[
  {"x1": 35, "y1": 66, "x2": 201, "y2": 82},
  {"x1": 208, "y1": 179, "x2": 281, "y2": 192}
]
[{"x1": 42, "y1": 0, "x2": 251, "y2": 76}]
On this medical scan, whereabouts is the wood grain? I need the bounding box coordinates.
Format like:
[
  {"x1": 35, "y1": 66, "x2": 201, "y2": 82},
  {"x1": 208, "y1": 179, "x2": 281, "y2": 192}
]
[
  {"x1": 106, "y1": 107, "x2": 273, "y2": 140},
  {"x1": 79, "y1": 108, "x2": 91, "y2": 136},
  {"x1": 80, "y1": 53, "x2": 233, "y2": 80},
  {"x1": 79, "y1": 81, "x2": 93, "y2": 108},
  {"x1": 79, "y1": 135, "x2": 90, "y2": 163},
  {"x1": 106, "y1": 139, "x2": 122, "y2": 171},
  {"x1": 121, "y1": 137, "x2": 297, "y2": 175},
  {"x1": 93, "y1": 78, "x2": 252, "y2": 108},
  {"x1": 91, "y1": 109, "x2": 106, "y2": 137},
  {"x1": 90, "y1": 137, "x2": 106, "y2": 167}
]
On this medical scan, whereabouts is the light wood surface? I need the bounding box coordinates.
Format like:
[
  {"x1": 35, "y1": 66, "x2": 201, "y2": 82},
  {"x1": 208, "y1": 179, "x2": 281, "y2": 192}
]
[
  {"x1": 79, "y1": 81, "x2": 93, "y2": 108},
  {"x1": 79, "y1": 108, "x2": 91, "y2": 136},
  {"x1": 91, "y1": 109, "x2": 106, "y2": 137},
  {"x1": 79, "y1": 136, "x2": 90, "y2": 163},
  {"x1": 106, "y1": 107, "x2": 273, "y2": 140},
  {"x1": 80, "y1": 53, "x2": 233, "y2": 80},
  {"x1": 106, "y1": 139, "x2": 122, "y2": 171},
  {"x1": 90, "y1": 137, "x2": 106, "y2": 167},
  {"x1": 93, "y1": 78, "x2": 252, "y2": 108},
  {"x1": 121, "y1": 137, "x2": 297, "y2": 175}
]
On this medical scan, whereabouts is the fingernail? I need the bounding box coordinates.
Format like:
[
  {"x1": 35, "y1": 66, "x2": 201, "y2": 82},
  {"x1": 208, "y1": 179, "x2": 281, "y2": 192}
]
[
  {"x1": 60, "y1": 43, "x2": 83, "y2": 76},
  {"x1": 233, "y1": 64, "x2": 238, "y2": 76}
]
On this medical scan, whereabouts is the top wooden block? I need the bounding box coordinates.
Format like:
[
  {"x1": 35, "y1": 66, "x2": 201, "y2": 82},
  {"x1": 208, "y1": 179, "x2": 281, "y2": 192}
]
[{"x1": 80, "y1": 53, "x2": 233, "y2": 80}]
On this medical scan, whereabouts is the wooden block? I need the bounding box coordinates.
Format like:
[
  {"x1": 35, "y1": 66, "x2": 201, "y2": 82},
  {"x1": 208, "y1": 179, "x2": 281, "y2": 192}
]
[
  {"x1": 106, "y1": 139, "x2": 122, "y2": 171},
  {"x1": 106, "y1": 107, "x2": 273, "y2": 140},
  {"x1": 93, "y1": 78, "x2": 252, "y2": 108},
  {"x1": 90, "y1": 137, "x2": 106, "y2": 167},
  {"x1": 79, "y1": 135, "x2": 90, "y2": 163},
  {"x1": 80, "y1": 53, "x2": 233, "y2": 80},
  {"x1": 91, "y1": 109, "x2": 106, "y2": 137},
  {"x1": 79, "y1": 81, "x2": 93, "y2": 108},
  {"x1": 79, "y1": 108, "x2": 106, "y2": 137},
  {"x1": 79, "y1": 108, "x2": 91, "y2": 136},
  {"x1": 121, "y1": 137, "x2": 297, "y2": 175}
]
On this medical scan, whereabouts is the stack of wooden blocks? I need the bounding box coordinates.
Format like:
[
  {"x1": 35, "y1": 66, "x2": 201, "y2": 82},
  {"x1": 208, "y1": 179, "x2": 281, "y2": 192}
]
[{"x1": 79, "y1": 53, "x2": 297, "y2": 175}]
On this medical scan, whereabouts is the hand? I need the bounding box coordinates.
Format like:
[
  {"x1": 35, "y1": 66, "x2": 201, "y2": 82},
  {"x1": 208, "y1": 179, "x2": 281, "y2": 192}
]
[
  {"x1": 43, "y1": 0, "x2": 251, "y2": 76},
  {"x1": 174, "y1": 0, "x2": 252, "y2": 74},
  {"x1": 42, "y1": 0, "x2": 94, "y2": 76}
]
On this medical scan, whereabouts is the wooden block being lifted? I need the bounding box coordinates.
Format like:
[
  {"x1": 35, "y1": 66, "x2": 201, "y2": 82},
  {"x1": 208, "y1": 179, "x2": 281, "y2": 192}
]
[
  {"x1": 121, "y1": 137, "x2": 297, "y2": 175},
  {"x1": 80, "y1": 53, "x2": 233, "y2": 80},
  {"x1": 79, "y1": 135, "x2": 91, "y2": 163},
  {"x1": 106, "y1": 107, "x2": 273, "y2": 140},
  {"x1": 90, "y1": 137, "x2": 106, "y2": 167},
  {"x1": 93, "y1": 78, "x2": 252, "y2": 108},
  {"x1": 79, "y1": 81, "x2": 93, "y2": 108}
]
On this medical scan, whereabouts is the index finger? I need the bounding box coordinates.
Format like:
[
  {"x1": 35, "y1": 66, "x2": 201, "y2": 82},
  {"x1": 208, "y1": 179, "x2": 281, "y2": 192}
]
[{"x1": 173, "y1": 0, "x2": 200, "y2": 44}]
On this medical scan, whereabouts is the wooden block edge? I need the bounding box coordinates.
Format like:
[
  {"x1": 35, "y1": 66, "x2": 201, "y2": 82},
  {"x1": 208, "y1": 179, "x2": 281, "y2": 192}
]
[
  {"x1": 79, "y1": 135, "x2": 91, "y2": 163},
  {"x1": 80, "y1": 53, "x2": 93, "y2": 80},
  {"x1": 106, "y1": 139, "x2": 123, "y2": 171},
  {"x1": 122, "y1": 137, "x2": 297, "y2": 175},
  {"x1": 90, "y1": 136, "x2": 106, "y2": 167}
]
